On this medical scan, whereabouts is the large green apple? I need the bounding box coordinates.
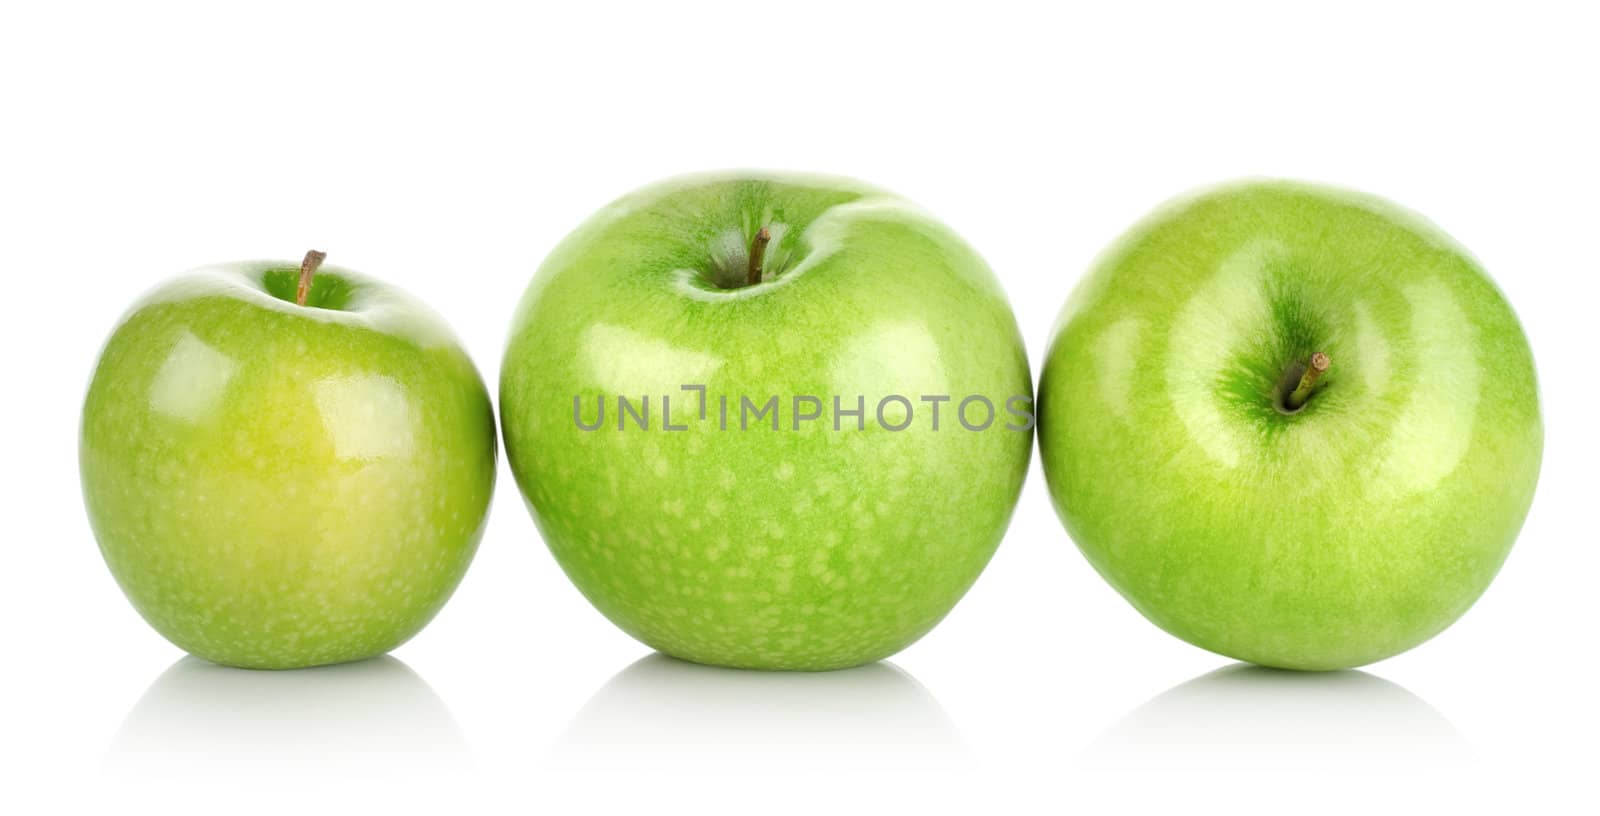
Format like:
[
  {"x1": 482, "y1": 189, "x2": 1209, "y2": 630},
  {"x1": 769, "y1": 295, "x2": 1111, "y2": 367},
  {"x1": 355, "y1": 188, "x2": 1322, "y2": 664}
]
[
  {"x1": 1039, "y1": 180, "x2": 1542, "y2": 670},
  {"x1": 501, "y1": 172, "x2": 1032, "y2": 670},
  {"x1": 81, "y1": 255, "x2": 496, "y2": 670}
]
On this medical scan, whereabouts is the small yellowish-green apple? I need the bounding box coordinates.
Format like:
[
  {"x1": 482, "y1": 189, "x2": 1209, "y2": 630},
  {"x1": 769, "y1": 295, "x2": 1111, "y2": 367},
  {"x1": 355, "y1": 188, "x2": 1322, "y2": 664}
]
[{"x1": 81, "y1": 253, "x2": 496, "y2": 669}]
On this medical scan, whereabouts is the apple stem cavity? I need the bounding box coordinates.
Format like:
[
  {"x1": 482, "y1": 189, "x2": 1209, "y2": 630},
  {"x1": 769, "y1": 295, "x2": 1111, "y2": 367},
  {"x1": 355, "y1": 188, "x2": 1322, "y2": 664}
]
[
  {"x1": 295, "y1": 250, "x2": 327, "y2": 307},
  {"x1": 1284, "y1": 351, "x2": 1331, "y2": 411},
  {"x1": 746, "y1": 227, "x2": 772, "y2": 287}
]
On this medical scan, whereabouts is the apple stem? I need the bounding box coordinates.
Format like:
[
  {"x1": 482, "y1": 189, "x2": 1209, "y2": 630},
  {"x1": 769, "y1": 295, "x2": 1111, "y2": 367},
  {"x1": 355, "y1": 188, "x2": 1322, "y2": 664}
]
[
  {"x1": 746, "y1": 227, "x2": 772, "y2": 287},
  {"x1": 295, "y1": 250, "x2": 327, "y2": 307},
  {"x1": 1284, "y1": 352, "x2": 1330, "y2": 411}
]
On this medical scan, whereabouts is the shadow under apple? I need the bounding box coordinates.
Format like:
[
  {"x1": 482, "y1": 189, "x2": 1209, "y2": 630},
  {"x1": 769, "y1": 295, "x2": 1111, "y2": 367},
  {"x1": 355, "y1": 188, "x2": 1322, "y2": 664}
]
[
  {"x1": 1086, "y1": 663, "x2": 1471, "y2": 771},
  {"x1": 555, "y1": 653, "x2": 966, "y2": 770},
  {"x1": 106, "y1": 655, "x2": 469, "y2": 779}
]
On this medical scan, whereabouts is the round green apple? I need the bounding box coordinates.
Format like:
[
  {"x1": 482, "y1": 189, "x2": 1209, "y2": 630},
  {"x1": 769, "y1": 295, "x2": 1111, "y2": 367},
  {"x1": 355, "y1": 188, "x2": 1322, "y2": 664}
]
[
  {"x1": 501, "y1": 171, "x2": 1032, "y2": 670},
  {"x1": 81, "y1": 256, "x2": 496, "y2": 670},
  {"x1": 1039, "y1": 180, "x2": 1542, "y2": 670}
]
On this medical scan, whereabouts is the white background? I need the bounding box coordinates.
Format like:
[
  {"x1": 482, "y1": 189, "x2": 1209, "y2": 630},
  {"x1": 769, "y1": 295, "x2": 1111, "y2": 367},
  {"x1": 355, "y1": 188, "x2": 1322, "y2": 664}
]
[{"x1": 2, "y1": 1, "x2": 1596, "y2": 812}]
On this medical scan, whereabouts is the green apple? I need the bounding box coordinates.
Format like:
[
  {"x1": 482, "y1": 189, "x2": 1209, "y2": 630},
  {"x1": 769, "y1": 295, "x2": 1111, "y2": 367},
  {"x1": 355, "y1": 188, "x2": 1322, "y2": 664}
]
[
  {"x1": 501, "y1": 171, "x2": 1032, "y2": 670},
  {"x1": 1039, "y1": 180, "x2": 1542, "y2": 670},
  {"x1": 81, "y1": 253, "x2": 496, "y2": 670}
]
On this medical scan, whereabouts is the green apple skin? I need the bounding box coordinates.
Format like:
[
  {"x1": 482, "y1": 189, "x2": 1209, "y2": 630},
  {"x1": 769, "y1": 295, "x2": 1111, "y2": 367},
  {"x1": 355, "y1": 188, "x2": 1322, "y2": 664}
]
[
  {"x1": 1039, "y1": 180, "x2": 1542, "y2": 670},
  {"x1": 501, "y1": 172, "x2": 1032, "y2": 671},
  {"x1": 81, "y1": 262, "x2": 496, "y2": 670}
]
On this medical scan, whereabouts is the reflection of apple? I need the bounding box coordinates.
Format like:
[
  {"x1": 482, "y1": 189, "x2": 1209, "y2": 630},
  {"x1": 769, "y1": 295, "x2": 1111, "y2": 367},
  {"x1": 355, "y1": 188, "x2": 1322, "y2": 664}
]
[
  {"x1": 110, "y1": 656, "x2": 466, "y2": 764},
  {"x1": 1092, "y1": 665, "x2": 1467, "y2": 767},
  {"x1": 501, "y1": 172, "x2": 1032, "y2": 670},
  {"x1": 560, "y1": 654, "x2": 960, "y2": 757},
  {"x1": 1039, "y1": 180, "x2": 1543, "y2": 670},
  {"x1": 81, "y1": 254, "x2": 496, "y2": 669}
]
